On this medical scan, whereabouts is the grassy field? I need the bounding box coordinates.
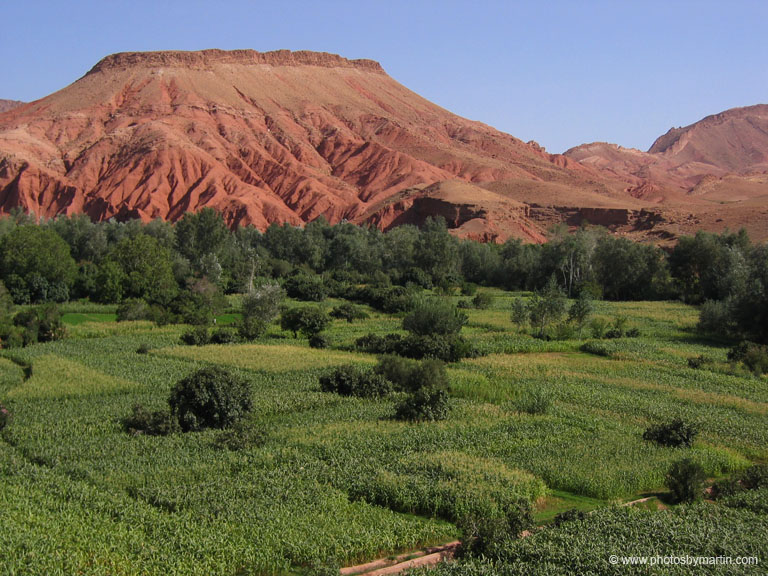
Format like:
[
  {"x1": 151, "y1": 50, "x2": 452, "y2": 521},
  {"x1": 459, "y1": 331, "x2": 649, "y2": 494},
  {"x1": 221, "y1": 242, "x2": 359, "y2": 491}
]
[{"x1": 1, "y1": 290, "x2": 766, "y2": 574}]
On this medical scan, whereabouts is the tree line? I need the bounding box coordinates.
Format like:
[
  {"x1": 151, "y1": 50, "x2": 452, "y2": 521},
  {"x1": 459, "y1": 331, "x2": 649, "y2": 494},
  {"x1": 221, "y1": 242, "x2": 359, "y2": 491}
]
[{"x1": 0, "y1": 208, "x2": 766, "y2": 342}]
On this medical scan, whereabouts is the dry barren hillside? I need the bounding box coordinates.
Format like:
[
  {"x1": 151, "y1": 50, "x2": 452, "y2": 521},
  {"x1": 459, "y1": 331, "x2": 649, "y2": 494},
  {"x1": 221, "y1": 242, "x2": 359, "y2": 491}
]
[
  {"x1": 0, "y1": 49, "x2": 626, "y2": 241},
  {"x1": 2, "y1": 50, "x2": 767, "y2": 242}
]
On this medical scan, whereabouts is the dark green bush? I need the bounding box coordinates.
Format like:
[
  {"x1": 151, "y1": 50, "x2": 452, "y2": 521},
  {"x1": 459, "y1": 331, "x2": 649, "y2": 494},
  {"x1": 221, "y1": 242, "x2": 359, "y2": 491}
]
[
  {"x1": 727, "y1": 342, "x2": 768, "y2": 376},
  {"x1": 553, "y1": 508, "x2": 587, "y2": 527},
  {"x1": 116, "y1": 298, "x2": 150, "y2": 321},
  {"x1": 210, "y1": 327, "x2": 239, "y2": 344},
  {"x1": 121, "y1": 404, "x2": 177, "y2": 436},
  {"x1": 180, "y1": 325, "x2": 210, "y2": 346},
  {"x1": 643, "y1": 418, "x2": 698, "y2": 448},
  {"x1": 169, "y1": 367, "x2": 252, "y2": 432},
  {"x1": 456, "y1": 503, "x2": 533, "y2": 560},
  {"x1": 375, "y1": 355, "x2": 418, "y2": 391},
  {"x1": 280, "y1": 306, "x2": 330, "y2": 338},
  {"x1": 687, "y1": 355, "x2": 712, "y2": 369},
  {"x1": 354, "y1": 333, "x2": 402, "y2": 354},
  {"x1": 403, "y1": 298, "x2": 467, "y2": 336},
  {"x1": 329, "y1": 302, "x2": 369, "y2": 322},
  {"x1": 396, "y1": 333, "x2": 475, "y2": 362},
  {"x1": 319, "y1": 365, "x2": 392, "y2": 398},
  {"x1": 0, "y1": 404, "x2": 10, "y2": 431},
  {"x1": 12, "y1": 304, "x2": 65, "y2": 345},
  {"x1": 308, "y1": 333, "x2": 330, "y2": 349},
  {"x1": 713, "y1": 464, "x2": 768, "y2": 499},
  {"x1": 213, "y1": 419, "x2": 269, "y2": 451},
  {"x1": 284, "y1": 273, "x2": 327, "y2": 301},
  {"x1": 392, "y1": 359, "x2": 451, "y2": 421},
  {"x1": 666, "y1": 458, "x2": 706, "y2": 503},
  {"x1": 472, "y1": 292, "x2": 494, "y2": 309},
  {"x1": 394, "y1": 385, "x2": 450, "y2": 422}
]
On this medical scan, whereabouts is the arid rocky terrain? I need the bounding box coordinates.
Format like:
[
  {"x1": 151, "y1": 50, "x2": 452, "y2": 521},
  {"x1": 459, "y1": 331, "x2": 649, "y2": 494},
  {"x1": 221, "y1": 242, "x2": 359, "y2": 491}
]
[{"x1": 1, "y1": 49, "x2": 767, "y2": 242}]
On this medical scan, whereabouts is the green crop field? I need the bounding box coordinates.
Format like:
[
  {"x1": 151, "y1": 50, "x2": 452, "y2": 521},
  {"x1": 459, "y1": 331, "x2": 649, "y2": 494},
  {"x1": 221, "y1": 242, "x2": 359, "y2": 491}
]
[{"x1": 1, "y1": 291, "x2": 767, "y2": 574}]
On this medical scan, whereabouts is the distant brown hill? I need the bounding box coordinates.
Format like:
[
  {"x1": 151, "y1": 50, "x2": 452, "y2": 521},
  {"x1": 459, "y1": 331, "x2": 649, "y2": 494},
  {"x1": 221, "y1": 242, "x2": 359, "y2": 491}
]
[
  {"x1": 564, "y1": 105, "x2": 768, "y2": 241},
  {"x1": 0, "y1": 99, "x2": 24, "y2": 113},
  {"x1": 0, "y1": 49, "x2": 623, "y2": 242},
  {"x1": 1, "y1": 50, "x2": 767, "y2": 242}
]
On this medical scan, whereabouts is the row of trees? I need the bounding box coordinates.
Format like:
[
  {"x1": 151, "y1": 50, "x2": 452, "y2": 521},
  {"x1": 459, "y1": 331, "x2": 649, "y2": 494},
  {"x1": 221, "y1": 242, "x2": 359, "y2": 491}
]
[{"x1": 0, "y1": 209, "x2": 766, "y2": 339}]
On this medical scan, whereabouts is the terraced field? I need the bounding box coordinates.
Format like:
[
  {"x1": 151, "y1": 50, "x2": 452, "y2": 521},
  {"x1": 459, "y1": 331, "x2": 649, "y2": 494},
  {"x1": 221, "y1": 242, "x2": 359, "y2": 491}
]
[{"x1": 1, "y1": 292, "x2": 766, "y2": 574}]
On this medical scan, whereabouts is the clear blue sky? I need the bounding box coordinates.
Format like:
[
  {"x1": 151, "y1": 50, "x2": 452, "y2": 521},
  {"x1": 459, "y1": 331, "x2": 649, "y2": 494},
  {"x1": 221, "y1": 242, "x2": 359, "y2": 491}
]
[{"x1": 3, "y1": 0, "x2": 767, "y2": 153}]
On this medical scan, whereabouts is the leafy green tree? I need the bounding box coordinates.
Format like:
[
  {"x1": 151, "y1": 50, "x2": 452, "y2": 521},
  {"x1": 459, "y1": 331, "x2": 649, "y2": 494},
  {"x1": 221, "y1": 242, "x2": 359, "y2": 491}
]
[
  {"x1": 109, "y1": 233, "x2": 178, "y2": 305},
  {"x1": 568, "y1": 292, "x2": 594, "y2": 339},
  {"x1": 414, "y1": 217, "x2": 459, "y2": 286},
  {"x1": 510, "y1": 298, "x2": 529, "y2": 332},
  {"x1": 528, "y1": 277, "x2": 567, "y2": 338},
  {"x1": 666, "y1": 458, "x2": 706, "y2": 503},
  {"x1": 403, "y1": 297, "x2": 467, "y2": 336},
  {"x1": 169, "y1": 366, "x2": 252, "y2": 432},
  {"x1": 175, "y1": 208, "x2": 229, "y2": 263},
  {"x1": 280, "y1": 306, "x2": 329, "y2": 338},
  {"x1": 0, "y1": 226, "x2": 77, "y2": 303},
  {"x1": 239, "y1": 282, "x2": 284, "y2": 340}
]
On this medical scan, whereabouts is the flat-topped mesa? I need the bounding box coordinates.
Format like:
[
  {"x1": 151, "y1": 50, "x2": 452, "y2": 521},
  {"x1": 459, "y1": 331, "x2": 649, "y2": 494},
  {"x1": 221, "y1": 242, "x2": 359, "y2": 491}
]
[{"x1": 86, "y1": 49, "x2": 386, "y2": 75}]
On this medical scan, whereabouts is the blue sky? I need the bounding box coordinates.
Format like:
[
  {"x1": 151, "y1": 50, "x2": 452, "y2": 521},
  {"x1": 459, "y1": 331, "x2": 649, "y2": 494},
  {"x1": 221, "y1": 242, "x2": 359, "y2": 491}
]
[{"x1": 3, "y1": 0, "x2": 767, "y2": 153}]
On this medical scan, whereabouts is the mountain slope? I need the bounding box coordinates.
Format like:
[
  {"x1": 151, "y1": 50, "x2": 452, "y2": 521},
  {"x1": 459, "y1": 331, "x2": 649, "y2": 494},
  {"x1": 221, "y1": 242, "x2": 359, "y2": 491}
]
[
  {"x1": 0, "y1": 100, "x2": 24, "y2": 114},
  {"x1": 0, "y1": 49, "x2": 613, "y2": 239}
]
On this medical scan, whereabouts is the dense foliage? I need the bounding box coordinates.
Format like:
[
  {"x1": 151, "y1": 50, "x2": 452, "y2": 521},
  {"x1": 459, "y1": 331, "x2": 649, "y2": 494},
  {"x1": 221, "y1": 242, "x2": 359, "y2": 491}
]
[{"x1": 169, "y1": 366, "x2": 253, "y2": 432}]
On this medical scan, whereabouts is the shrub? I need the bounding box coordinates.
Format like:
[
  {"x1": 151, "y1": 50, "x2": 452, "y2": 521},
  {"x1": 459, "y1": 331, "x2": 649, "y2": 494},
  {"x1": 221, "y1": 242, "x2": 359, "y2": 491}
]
[
  {"x1": 403, "y1": 298, "x2": 467, "y2": 336},
  {"x1": 280, "y1": 306, "x2": 329, "y2": 338},
  {"x1": 375, "y1": 355, "x2": 418, "y2": 391},
  {"x1": 698, "y1": 299, "x2": 735, "y2": 335},
  {"x1": 397, "y1": 333, "x2": 475, "y2": 362},
  {"x1": 239, "y1": 282, "x2": 284, "y2": 340},
  {"x1": 394, "y1": 385, "x2": 450, "y2": 422},
  {"x1": 510, "y1": 298, "x2": 528, "y2": 332},
  {"x1": 516, "y1": 388, "x2": 552, "y2": 415},
  {"x1": 213, "y1": 419, "x2": 269, "y2": 451},
  {"x1": 136, "y1": 343, "x2": 150, "y2": 354},
  {"x1": 392, "y1": 358, "x2": 451, "y2": 421},
  {"x1": 666, "y1": 458, "x2": 706, "y2": 503},
  {"x1": 12, "y1": 304, "x2": 65, "y2": 345},
  {"x1": 741, "y1": 463, "x2": 768, "y2": 490},
  {"x1": 330, "y1": 302, "x2": 369, "y2": 323},
  {"x1": 210, "y1": 327, "x2": 239, "y2": 344},
  {"x1": 284, "y1": 273, "x2": 327, "y2": 301},
  {"x1": 169, "y1": 367, "x2": 252, "y2": 432},
  {"x1": 355, "y1": 332, "x2": 401, "y2": 354},
  {"x1": 319, "y1": 365, "x2": 392, "y2": 398},
  {"x1": 553, "y1": 508, "x2": 587, "y2": 527},
  {"x1": 116, "y1": 298, "x2": 150, "y2": 321},
  {"x1": 472, "y1": 292, "x2": 494, "y2": 310},
  {"x1": 180, "y1": 325, "x2": 210, "y2": 346},
  {"x1": 714, "y1": 464, "x2": 768, "y2": 499},
  {"x1": 308, "y1": 333, "x2": 330, "y2": 349},
  {"x1": 456, "y1": 503, "x2": 533, "y2": 560},
  {"x1": 121, "y1": 404, "x2": 177, "y2": 436},
  {"x1": 727, "y1": 342, "x2": 768, "y2": 376},
  {"x1": 589, "y1": 317, "x2": 609, "y2": 339},
  {"x1": 687, "y1": 355, "x2": 712, "y2": 369},
  {"x1": 0, "y1": 404, "x2": 10, "y2": 431},
  {"x1": 643, "y1": 418, "x2": 698, "y2": 448}
]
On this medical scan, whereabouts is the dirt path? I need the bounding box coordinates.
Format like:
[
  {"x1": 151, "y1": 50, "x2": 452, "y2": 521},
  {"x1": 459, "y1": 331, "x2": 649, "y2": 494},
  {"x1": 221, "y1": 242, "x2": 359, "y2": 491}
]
[{"x1": 340, "y1": 542, "x2": 460, "y2": 576}]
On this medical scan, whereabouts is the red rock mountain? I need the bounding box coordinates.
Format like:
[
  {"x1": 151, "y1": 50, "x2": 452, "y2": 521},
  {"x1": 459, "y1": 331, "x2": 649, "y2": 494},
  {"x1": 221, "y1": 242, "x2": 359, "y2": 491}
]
[
  {"x1": 564, "y1": 105, "x2": 768, "y2": 241},
  {"x1": 2, "y1": 50, "x2": 767, "y2": 242},
  {"x1": 0, "y1": 49, "x2": 636, "y2": 243},
  {"x1": 0, "y1": 100, "x2": 24, "y2": 113}
]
